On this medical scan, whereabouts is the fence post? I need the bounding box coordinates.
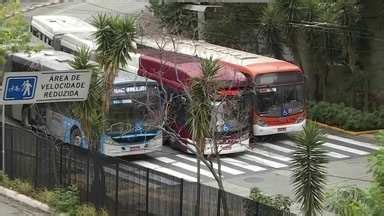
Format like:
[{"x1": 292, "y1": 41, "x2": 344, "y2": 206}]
[
  {"x1": 114, "y1": 162, "x2": 119, "y2": 216},
  {"x1": 179, "y1": 178, "x2": 183, "y2": 216},
  {"x1": 34, "y1": 136, "x2": 38, "y2": 188},
  {"x1": 146, "y1": 168, "x2": 149, "y2": 216},
  {"x1": 217, "y1": 189, "x2": 221, "y2": 216},
  {"x1": 9, "y1": 128, "x2": 14, "y2": 179},
  {"x1": 59, "y1": 143, "x2": 63, "y2": 186},
  {"x1": 86, "y1": 152, "x2": 90, "y2": 202}
]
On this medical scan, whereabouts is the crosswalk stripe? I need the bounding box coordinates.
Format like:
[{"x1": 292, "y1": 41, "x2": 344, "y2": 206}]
[
  {"x1": 279, "y1": 140, "x2": 350, "y2": 159},
  {"x1": 240, "y1": 154, "x2": 287, "y2": 168},
  {"x1": 248, "y1": 149, "x2": 292, "y2": 162},
  {"x1": 133, "y1": 160, "x2": 197, "y2": 182},
  {"x1": 176, "y1": 154, "x2": 245, "y2": 175},
  {"x1": 260, "y1": 143, "x2": 294, "y2": 153},
  {"x1": 326, "y1": 134, "x2": 380, "y2": 150},
  {"x1": 221, "y1": 158, "x2": 266, "y2": 172},
  {"x1": 154, "y1": 157, "x2": 215, "y2": 179},
  {"x1": 323, "y1": 143, "x2": 370, "y2": 155}
]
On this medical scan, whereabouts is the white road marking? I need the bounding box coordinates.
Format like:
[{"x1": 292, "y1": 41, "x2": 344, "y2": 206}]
[
  {"x1": 221, "y1": 158, "x2": 266, "y2": 172},
  {"x1": 260, "y1": 143, "x2": 294, "y2": 153},
  {"x1": 323, "y1": 143, "x2": 370, "y2": 155},
  {"x1": 133, "y1": 160, "x2": 196, "y2": 182},
  {"x1": 155, "y1": 157, "x2": 215, "y2": 179},
  {"x1": 279, "y1": 140, "x2": 349, "y2": 159},
  {"x1": 248, "y1": 148, "x2": 292, "y2": 162},
  {"x1": 176, "y1": 154, "x2": 245, "y2": 175},
  {"x1": 240, "y1": 154, "x2": 287, "y2": 168},
  {"x1": 326, "y1": 134, "x2": 380, "y2": 150}
]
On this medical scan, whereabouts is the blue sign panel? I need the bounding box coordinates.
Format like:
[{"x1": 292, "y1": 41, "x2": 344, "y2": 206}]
[{"x1": 4, "y1": 76, "x2": 37, "y2": 101}]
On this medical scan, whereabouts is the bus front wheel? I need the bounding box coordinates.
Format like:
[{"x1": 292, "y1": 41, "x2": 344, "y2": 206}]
[{"x1": 70, "y1": 127, "x2": 82, "y2": 147}]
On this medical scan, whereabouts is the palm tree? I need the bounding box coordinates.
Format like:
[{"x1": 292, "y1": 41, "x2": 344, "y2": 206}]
[
  {"x1": 259, "y1": 3, "x2": 284, "y2": 59},
  {"x1": 291, "y1": 122, "x2": 328, "y2": 216},
  {"x1": 187, "y1": 57, "x2": 226, "y2": 216},
  {"x1": 92, "y1": 14, "x2": 137, "y2": 115},
  {"x1": 69, "y1": 47, "x2": 106, "y2": 207}
]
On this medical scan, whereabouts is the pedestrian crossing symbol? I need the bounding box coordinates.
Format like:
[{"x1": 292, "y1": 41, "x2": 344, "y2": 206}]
[{"x1": 4, "y1": 76, "x2": 37, "y2": 101}]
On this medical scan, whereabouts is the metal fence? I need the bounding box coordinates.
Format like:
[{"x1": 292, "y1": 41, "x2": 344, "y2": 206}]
[{"x1": 0, "y1": 125, "x2": 294, "y2": 216}]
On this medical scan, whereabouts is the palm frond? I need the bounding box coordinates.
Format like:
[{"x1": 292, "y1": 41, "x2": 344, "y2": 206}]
[{"x1": 291, "y1": 122, "x2": 328, "y2": 216}]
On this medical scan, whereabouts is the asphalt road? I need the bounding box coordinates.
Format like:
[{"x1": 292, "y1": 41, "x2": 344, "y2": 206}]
[{"x1": 21, "y1": 0, "x2": 377, "y2": 211}]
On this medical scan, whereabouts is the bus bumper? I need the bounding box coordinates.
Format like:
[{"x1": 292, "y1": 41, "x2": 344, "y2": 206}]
[
  {"x1": 253, "y1": 120, "x2": 306, "y2": 136},
  {"x1": 102, "y1": 135, "x2": 163, "y2": 157}
]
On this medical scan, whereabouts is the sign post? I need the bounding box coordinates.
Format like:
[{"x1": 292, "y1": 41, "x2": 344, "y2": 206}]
[{"x1": 0, "y1": 70, "x2": 91, "y2": 171}]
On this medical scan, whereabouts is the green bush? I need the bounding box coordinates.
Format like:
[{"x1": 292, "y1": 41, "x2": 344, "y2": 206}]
[
  {"x1": 248, "y1": 187, "x2": 292, "y2": 212},
  {"x1": 0, "y1": 171, "x2": 10, "y2": 187},
  {"x1": 8, "y1": 179, "x2": 34, "y2": 197},
  {"x1": 308, "y1": 101, "x2": 384, "y2": 131},
  {"x1": 75, "y1": 204, "x2": 109, "y2": 216},
  {"x1": 51, "y1": 185, "x2": 80, "y2": 215}
]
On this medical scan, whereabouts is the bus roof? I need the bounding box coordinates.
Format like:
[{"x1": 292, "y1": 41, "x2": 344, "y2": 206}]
[
  {"x1": 138, "y1": 47, "x2": 247, "y2": 91},
  {"x1": 138, "y1": 36, "x2": 302, "y2": 77},
  {"x1": 8, "y1": 50, "x2": 154, "y2": 85},
  {"x1": 31, "y1": 15, "x2": 97, "y2": 39},
  {"x1": 61, "y1": 32, "x2": 97, "y2": 52}
]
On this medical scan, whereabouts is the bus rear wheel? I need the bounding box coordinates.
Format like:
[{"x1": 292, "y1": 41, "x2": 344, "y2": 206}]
[{"x1": 70, "y1": 127, "x2": 82, "y2": 147}]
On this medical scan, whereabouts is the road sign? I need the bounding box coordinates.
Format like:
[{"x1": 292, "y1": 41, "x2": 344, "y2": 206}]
[{"x1": 1, "y1": 70, "x2": 91, "y2": 105}]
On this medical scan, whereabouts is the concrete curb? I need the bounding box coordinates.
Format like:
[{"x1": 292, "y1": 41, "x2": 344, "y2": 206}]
[
  {"x1": 310, "y1": 120, "x2": 382, "y2": 138},
  {"x1": 0, "y1": 185, "x2": 51, "y2": 213},
  {"x1": 6, "y1": 0, "x2": 63, "y2": 18}
]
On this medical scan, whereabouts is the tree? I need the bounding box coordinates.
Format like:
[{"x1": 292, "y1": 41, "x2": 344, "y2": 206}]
[
  {"x1": 69, "y1": 47, "x2": 106, "y2": 207},
  {"x1": 291, "y1": 122, "x2": 328, "y2": 216},
  {"x1": 187, "y1": 57, "x2": 228, "y2": 216},
  {"x1": 0, "y1": 0, "x2": 41, "y2": 76},
  {"x1": 92, "y1": 14, "x2": 136, "y2": 115}
]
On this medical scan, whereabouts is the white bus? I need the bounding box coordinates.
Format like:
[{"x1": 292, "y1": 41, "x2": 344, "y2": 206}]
[
  {"x1": 4, "y1": 50, "x2": 163, "y2": 157},
  {"x1": 31, "y1": 15, "x2": 97, "y2": 50}
]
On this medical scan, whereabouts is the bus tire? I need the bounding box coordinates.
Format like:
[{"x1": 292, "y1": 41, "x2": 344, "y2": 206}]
[{"x1": 70, "y1": 127, "x2": 82, "y2": 147}]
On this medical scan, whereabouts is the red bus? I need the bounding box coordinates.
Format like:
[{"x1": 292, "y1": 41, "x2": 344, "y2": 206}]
[
  {"x1": 135, "y1": 47, "x2": 251, "y2": 154},
  {"x1": 139, "y1": 37, "x2": 305, "y2": 137}
]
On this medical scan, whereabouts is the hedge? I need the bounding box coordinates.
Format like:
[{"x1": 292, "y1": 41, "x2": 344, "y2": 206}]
[{"x1": 308, "y1": 101, "x2": 384, "y2": 131}]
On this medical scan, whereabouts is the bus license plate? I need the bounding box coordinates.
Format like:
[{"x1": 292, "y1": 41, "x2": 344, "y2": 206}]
[
  {"x1": 223, "y1": 146, "x2": 232, "y2": 150},
  {"x1": 278, "y1": 128, "x2": 286, "y2": 132},
  {"x1": 130, "y1": 146, "x2": 141, "y2": 151}
]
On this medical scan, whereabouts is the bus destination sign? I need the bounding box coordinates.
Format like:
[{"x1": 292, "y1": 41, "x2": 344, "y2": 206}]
[{"x1": 1, "y1": 70, "x2": 91, "y2": 105}]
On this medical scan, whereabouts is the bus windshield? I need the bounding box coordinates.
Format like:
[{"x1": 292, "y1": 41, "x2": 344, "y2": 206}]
[
  {"x1": 106, "y1": 84, "x2": 162, "y2": 143},
  {"x1": 212, "y1": 96, "x2": 249, "y2": 135},
  {"x1": 255, "y1": 84, "x2": 304, "y2": 117}
]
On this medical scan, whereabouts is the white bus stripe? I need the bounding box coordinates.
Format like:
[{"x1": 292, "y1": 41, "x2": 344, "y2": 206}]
[
  {"x1": 155, "y1": 157, "x2": 215, "y2": 179},
  {"x1": 133, "y1": 161, "x2": 196, "y2": 182},
  {"x1": 240, "y1": 154, "x2": 287, "y2": 168},
  {"x1": 176, "y1": 154, "x2": 245, "y2": 175},
  {"x1": 248, "y1": 149, "x2": 292, "y2": 162},
  {"x1": 323, "y1": 143, "x2": 370, "y2": 155},
  {"x1": 326, "y1": 134, "x2": 380, "y2": 150},
  {"x1": 279, "y1": 140, "x2": 350, "y2": 159},
  {"x1": 260, "y1": 143, "x2": 294, "y2": 153},
  {"x1": 221, "y1": 158, "x2": 266, "y2": 172}
]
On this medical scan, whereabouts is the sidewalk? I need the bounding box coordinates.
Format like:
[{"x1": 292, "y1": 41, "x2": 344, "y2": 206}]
[{"x1": 0, "y1": 194, "x2": 49, "y2": 216}]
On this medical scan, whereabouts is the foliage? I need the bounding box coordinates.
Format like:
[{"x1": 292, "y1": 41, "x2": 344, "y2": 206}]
[
  {"x1": 187, "y1": 57, "x2": 221, "y2": 151},
  {"x1": 248, "y1": 187, "x2": 292, "y2": 212},
  {"x1": 325, "y1": 186, "x2": 369, "y2": 216},
  {"x1": 148, "y1": 0, "x2": 197, "y2": 37},
  {"x1": 92, "y1": 14, "x2": 136, "y2": 114},
  {"x1": 50, "y1": 185, "x2": 80, "y2": 215},
  {"x1": 70, "y1": 47, "x2": 104, "y2": 145},
  {"x1": 75, "y1": 204, "x2": 109, "y2": 216},
  {"x1": 326, "y1": 130, "x2": 384, "y2": 216},
  {"x1": 8, "y1": 179, "x2": 34, "y2": 196},
  {"x1": 291, "y1": 122, "x2": 328, "y2": 216},
  {"x1": 308, "y1": 101, "x2": 384, "y2": 131},
  {"x1": 0, "y1": 0, "x2": 41, "y2": 70}
]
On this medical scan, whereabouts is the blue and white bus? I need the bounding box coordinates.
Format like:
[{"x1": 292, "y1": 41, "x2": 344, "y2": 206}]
[{"x1": 4, "y1": 50, "x2": 163, "y2": 156}]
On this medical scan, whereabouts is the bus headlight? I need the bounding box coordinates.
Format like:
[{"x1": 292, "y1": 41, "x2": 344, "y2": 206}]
[{"x1": 255, "y1": 116, "x2": 267, "y2": 127}]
